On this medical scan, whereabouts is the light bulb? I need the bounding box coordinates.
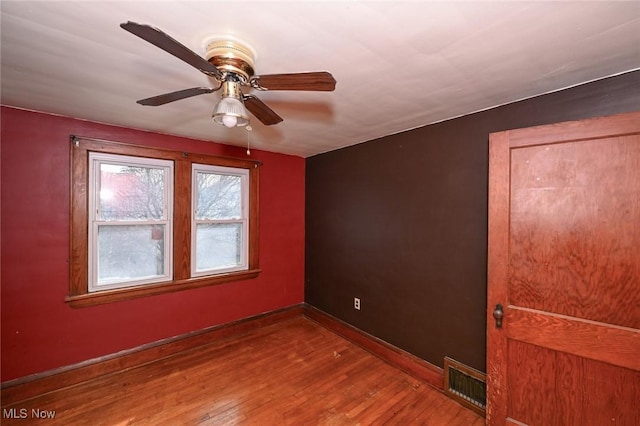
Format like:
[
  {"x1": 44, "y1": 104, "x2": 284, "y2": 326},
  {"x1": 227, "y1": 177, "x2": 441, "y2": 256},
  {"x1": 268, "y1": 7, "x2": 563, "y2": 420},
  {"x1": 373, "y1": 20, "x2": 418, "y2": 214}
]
[{"x1": 222, "y1": 115, "x2": 238, "y2": 128}]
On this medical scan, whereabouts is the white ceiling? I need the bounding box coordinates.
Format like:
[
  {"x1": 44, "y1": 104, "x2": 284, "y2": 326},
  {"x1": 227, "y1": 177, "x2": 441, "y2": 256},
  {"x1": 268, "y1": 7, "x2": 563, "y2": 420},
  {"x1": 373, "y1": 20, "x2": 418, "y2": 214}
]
[{"x1": 2, "y1": 1, "x2": 639, "y2": 157}]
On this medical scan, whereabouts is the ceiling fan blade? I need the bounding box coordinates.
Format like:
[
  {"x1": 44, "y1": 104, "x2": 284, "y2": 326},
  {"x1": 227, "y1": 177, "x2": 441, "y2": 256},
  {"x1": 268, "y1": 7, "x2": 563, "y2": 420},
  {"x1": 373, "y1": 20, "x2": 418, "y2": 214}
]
[
  {"x1": 243, "y1": 95, "x2": 283, "y2": 126},
  {"x1": 251, "y1": 72, "x2": 336, "y2": 91},
  {"x1": 137, "y1": 87, "x2": 217, "y2": 106},
  {"x1": 121, "y1": 21, "x2": 222, "y2": 79}
]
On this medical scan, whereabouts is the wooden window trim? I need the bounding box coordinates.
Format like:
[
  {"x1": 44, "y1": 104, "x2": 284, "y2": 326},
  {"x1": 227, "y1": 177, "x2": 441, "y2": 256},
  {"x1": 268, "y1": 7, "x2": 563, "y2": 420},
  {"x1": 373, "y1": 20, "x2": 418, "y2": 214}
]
[{"x1": 68, "y1": 136, "x2": 261, "y2": 308}]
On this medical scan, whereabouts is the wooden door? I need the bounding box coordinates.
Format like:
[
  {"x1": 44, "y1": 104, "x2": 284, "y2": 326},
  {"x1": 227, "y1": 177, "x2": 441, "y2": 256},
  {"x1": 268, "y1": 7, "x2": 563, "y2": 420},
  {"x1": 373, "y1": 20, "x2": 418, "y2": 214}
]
[{"x1": 486, "y1": 111, "x2": 640, "y2": 425}]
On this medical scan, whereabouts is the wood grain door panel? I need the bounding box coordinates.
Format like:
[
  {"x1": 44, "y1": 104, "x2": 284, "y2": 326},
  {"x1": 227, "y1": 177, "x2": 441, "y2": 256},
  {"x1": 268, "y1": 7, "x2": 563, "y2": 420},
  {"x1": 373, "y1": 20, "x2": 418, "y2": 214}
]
[
  {"x1": 487, "y1": 111, "x2": 640, "y2": 425},
  {"x1": 507, "y1": 340, "x2": 640, "y2": 426},
  {"x1": 509, "y1": 136, "x2": 640, "y2": 328}
]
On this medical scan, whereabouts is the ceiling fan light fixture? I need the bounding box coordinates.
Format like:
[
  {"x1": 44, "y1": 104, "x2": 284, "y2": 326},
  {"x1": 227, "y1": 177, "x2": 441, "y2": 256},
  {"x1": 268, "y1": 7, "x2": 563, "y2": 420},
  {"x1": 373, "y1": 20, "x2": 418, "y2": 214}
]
[
  {"x1": 212, "y1": 97, "x2": 250, "y2": 128},
  {"x1": 212, "y1": 81, "x2": 250, "y2": 128}
]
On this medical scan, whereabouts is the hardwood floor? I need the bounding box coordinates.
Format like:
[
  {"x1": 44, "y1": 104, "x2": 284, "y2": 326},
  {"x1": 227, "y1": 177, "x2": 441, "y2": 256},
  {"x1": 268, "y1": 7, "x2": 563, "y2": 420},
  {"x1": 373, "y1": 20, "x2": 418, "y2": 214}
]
[{"x1": 1, "y1": 317, "x2": 484, "y2": 425}]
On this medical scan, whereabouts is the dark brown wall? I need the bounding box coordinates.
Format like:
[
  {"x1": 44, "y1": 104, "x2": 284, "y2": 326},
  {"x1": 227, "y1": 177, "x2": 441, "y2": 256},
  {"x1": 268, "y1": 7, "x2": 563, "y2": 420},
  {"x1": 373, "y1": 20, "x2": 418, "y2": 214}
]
[{"x1": 305, "y1": 70, "x2": 640, "y2": 372}]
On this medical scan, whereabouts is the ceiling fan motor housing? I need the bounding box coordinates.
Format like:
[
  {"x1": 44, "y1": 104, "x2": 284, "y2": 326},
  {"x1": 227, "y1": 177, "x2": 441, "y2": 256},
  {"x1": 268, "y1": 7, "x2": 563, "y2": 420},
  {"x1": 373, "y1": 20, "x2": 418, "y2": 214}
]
[{"x1": 205, "y1": 39, "x2": 256, "y2": 82}]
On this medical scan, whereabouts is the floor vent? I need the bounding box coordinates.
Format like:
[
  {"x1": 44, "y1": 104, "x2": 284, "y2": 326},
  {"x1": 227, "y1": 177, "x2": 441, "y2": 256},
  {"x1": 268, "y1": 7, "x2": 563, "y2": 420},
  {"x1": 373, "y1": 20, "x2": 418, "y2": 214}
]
[{"x1": 443, "y1": 356, "x2": 486, "y2": 416}]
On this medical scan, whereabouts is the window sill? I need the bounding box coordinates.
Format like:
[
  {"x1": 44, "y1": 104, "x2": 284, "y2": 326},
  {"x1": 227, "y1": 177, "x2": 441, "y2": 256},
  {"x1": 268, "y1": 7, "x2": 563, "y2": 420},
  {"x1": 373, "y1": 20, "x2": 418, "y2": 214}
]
[{"x1": 65, "y1": 269, "x2": 262, "y2": 308}]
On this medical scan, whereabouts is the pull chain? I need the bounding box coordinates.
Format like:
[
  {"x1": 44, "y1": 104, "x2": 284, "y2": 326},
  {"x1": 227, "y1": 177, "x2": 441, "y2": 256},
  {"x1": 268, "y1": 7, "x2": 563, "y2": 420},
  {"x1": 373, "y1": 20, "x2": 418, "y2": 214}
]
[{"x1": 246, "y1": 125, "x2": 252, "y2": 156}]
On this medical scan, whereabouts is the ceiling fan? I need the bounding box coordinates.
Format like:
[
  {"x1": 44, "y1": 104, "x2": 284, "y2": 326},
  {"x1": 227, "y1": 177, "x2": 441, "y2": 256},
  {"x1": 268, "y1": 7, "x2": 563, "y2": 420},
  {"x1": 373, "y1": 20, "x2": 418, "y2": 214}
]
[{"x1": 120, "y1": 22, "x2": 336, "y2": 128}]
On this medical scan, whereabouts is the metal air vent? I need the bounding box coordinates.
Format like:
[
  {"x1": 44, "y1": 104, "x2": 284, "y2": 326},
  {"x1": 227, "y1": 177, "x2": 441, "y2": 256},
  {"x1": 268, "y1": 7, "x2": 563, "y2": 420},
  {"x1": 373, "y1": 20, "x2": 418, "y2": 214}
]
[{"x1": 444, "y1": 356, "x2": 486, "y2": 416}]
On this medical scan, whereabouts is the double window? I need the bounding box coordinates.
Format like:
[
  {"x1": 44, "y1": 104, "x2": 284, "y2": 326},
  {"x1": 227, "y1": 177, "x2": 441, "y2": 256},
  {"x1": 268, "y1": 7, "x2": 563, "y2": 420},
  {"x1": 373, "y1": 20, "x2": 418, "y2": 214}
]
[{"x1": 69, "y1": 137, "x2": 260, "y2": 307}]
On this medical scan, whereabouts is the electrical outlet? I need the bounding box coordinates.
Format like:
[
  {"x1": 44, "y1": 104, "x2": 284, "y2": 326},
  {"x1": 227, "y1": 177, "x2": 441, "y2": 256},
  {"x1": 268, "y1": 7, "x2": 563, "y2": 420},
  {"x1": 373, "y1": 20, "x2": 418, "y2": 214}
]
[{"x1": 354, "y1": 297, "x2": 361, "y2": 310}]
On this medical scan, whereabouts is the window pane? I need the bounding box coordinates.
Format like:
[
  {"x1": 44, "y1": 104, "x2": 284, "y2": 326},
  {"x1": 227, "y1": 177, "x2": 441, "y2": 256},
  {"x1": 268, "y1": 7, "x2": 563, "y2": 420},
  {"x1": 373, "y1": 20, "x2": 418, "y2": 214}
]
[
  {"x1": 195, "y1": 172, "x2": 241, "y2": 220},
  {"x1": 195, "y1": 223, "x2": 242, "y2": 272},
  {"x1": 99, "y1": 163, "x2": 165, "y2": 220},
  {"x1": 97, "y1": 224, "x2": 166, "y2": 284}
]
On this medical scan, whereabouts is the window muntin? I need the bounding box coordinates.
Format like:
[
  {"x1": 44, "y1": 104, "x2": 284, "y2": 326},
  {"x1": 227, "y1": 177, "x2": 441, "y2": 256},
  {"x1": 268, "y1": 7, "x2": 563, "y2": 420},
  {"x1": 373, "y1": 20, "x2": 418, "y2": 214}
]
[
  {"x1": 192, "y1": 165, "x2": 249, "y2": 276},
  {"x1": 88, "y1": 153, "x2": 173, "y2": 292}
]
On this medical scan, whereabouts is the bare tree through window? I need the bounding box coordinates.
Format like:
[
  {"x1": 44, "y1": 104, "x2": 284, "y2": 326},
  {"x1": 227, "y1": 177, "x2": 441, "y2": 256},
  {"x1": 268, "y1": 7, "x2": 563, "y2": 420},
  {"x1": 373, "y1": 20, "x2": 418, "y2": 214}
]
[
  {"x1": 95, "y1": 159, "x2": 172, "y2": 286},
  {"x1": 193, "y1": 168, "x2": 247, "y2": 274}
]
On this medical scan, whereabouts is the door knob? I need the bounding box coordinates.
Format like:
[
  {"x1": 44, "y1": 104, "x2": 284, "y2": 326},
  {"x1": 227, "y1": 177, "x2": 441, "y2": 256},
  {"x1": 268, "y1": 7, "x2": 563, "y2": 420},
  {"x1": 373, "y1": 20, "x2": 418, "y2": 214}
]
[{"x1": 493, "y1": 304, "x2": 504, "y2": 328}]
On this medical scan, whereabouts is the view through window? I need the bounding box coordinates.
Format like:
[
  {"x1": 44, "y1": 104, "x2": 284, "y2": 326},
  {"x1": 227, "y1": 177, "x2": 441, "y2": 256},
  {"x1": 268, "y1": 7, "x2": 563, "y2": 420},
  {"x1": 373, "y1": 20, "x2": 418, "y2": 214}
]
[{"x1": 68, "y1": 136, "x2": 260, "y2": 307}]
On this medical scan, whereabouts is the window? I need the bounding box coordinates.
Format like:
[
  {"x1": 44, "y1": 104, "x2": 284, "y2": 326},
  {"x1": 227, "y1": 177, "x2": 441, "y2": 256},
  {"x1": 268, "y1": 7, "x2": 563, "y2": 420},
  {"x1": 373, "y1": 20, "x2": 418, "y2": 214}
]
[
  {"x1": 69, "y1": 136, "x2": 260, "y2": 307},
  {"x1": 89, "y1": 153, "x2": 174, "y2": 291},
  {"x1": 192, "y1": 165, "x2": 249, "y2": 276}
]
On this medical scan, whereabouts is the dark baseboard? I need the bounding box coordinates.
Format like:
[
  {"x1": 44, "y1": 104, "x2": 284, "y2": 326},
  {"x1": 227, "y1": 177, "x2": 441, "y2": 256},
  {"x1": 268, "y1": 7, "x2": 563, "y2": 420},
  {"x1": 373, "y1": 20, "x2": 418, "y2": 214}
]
[
  {"x1": 2, "y1": 303, "x2": 443, "y2": 406},
  {"x1": 302, "y1": 305, "x2": 444, "y2": 391}
]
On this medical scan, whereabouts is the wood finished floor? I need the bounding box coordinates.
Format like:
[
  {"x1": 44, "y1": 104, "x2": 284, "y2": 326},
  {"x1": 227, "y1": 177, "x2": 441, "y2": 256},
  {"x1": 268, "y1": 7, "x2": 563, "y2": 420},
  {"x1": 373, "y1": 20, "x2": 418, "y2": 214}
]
[{"x1": 1, "y1": 317, "x2": 484, "y2": 425}]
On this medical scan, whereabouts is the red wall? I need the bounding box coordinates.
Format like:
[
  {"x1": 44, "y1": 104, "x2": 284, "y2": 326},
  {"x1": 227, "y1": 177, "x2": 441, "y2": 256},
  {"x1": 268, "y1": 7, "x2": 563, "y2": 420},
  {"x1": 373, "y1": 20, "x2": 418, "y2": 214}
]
[{"x1": 0, "y1": 106, "x2": 305, "y2": 381}]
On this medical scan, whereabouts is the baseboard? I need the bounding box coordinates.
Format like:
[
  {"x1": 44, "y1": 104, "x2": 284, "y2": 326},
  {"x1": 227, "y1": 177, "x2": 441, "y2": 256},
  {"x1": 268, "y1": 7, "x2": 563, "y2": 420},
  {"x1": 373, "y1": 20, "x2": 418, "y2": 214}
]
[
  {"x1": 1, "y1": 304, "x2": 304, "y2": 405},
  {"x1": 2, "y1": 303, "x2": 443, "y2": 406},
  {"x1": 302, "y1": 305, "x2": 444, "y2": 391}
]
